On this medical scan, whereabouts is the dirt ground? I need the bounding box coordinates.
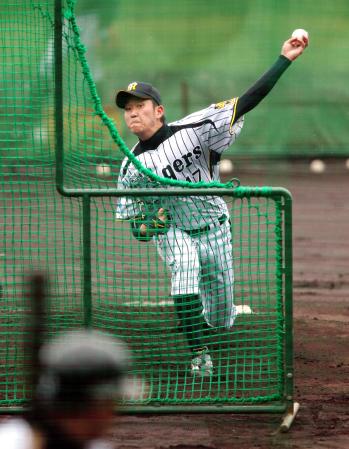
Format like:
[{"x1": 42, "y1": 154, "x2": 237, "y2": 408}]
[
  {"x1": 0, "y1": 161, "x2": 347, "y2": 448},
  {"x1": 111, "y1": 160, "x2": 349, "y2": 449}
]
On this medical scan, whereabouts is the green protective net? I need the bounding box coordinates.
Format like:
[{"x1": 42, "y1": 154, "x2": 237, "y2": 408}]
[
  {"x1": 0, "y1": 0, "x2": 292, "y2": 409},
  {"x1": 91, "y1": 194, "x2": 287, "y2": 405},
  {"x1": 75, "y1": 0, "x2": 349, "y2": 158}
]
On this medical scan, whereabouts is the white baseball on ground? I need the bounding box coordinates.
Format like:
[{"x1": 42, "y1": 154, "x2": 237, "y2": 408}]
[
  {"x1": 345, "y1": 159, "x2": 349, "y2": 170},
  {"x1": 309, "y1": 159, "x2": 326, "y2": 173},
  {"x1": 291, "y1": 28, "x2": 309, "y2": 42},
  {"x1": 219, "y1": 159, "x2": 234, "y2": 174},
  {"x1": 236, "y1": 305, "x2": 253, "y2": 315},
  {"x1": 96, "y1": 163, "x2": 111, "y2": 176}
]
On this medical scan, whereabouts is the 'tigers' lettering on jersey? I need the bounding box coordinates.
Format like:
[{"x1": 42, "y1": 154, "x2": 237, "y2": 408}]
[{"x1": 161, "y1": 146, "x2": 202, "y2": 180}]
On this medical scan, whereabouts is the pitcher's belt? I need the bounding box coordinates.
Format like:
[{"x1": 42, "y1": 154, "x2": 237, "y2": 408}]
[{"x1": 182, "y1": 214, "x2": 228, "y2": 237}]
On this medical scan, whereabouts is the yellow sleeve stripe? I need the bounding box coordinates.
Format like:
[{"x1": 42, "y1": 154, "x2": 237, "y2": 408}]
[{"x1": 229, "y1": 97, "x2": 239, "y2": 133}]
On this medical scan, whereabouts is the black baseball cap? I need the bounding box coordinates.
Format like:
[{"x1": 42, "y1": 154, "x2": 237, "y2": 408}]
[{"x1": 115, "y1": 81, "x2": 162, "y2": 108}]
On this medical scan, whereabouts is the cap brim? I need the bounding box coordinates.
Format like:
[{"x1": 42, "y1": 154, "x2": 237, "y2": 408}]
[{"x1": 115, "y1": 90, "x2": 152, "y2": 108}]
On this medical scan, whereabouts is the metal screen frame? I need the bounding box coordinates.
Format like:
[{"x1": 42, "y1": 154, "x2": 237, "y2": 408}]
[
  {"x1": 0, "y1": 0, "x2": 290, "y2": 431},
  {"x1": 52, "y1": 0, "x2": 298, "y2": 427},
  {"x1": 0, "y1": 0, "x2": 298, "y2": 431}
]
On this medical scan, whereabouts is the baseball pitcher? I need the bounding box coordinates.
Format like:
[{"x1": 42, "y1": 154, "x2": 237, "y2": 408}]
[{"x1": 115, "y1": 35, "x2": 308, "y2": 377}]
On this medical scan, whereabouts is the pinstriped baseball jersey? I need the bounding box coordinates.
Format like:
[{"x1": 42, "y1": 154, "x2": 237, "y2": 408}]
[
  {"x1": 116, "y1": 98, "x2": 244, "y2": 229},
  {"x1": 116, "y1": 98, "x2": 243, "y2": 328}
]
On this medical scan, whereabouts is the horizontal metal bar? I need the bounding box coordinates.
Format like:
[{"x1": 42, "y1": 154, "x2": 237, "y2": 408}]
[
  {"x1": 119, "y1": 403, "x2": 288, "y2": 414},
  {"x1": 56, "y1": 186, "x2": 291, "y2": 199},
  {"x1": 0, "y1": 403, "x2": 287, "y2": 415}
]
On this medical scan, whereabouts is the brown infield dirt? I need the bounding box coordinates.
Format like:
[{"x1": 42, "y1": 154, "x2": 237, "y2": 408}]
[
  {"x1": 110, "y1": 161, "x2": 349, "y2": 449},
  {"x1": 1, "y1": 161, "x2": 347, "y2": 449}
]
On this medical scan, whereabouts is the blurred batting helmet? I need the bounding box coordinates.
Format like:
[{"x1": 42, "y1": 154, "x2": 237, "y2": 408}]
[{"x1": 35, "y1": 330, "x2": 136, "y2": 407}]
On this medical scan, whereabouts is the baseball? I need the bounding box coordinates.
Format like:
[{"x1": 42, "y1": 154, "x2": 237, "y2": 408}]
[
  {"x1": 309, "y1": 159, "x2": 325, "y2": 174},
  {"x1": 291, "y1": 28, "x2": 309, "y2": 42},
  {"x1": 219, "y1": 159, "x2": 234, "y2": 174},
  {"x1": 96, "y1": 163, "x2": 111, "y2": 176}
]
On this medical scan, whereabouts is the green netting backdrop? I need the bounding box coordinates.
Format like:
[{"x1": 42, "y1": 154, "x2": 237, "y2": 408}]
[
  {"x1": 0, "y1": 0, "x2": 294, "y2": 409},
  {"x1": 67, "y1": 0, "x2": 349, "y2": 157}
]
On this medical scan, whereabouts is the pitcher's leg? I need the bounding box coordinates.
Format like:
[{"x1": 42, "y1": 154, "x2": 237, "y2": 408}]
[{"x1": 199, "y1": 222, "x2": 237, "y2": 329}]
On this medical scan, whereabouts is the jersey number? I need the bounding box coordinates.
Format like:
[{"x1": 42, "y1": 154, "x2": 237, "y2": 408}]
[{"x1": 185, "y1": 168, "x2": 202, "y2": 183}]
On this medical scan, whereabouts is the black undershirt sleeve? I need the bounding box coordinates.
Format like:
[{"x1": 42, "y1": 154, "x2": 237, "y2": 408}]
[{"x1": 234, "y1": 55, "x2": 292, "y2": 122}]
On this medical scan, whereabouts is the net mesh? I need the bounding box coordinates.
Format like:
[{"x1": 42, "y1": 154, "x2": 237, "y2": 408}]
[
  {"x1": 75, "y1": 0, "x2": 349, "y2": 158},
  {"x1": 91, "y1": 195, "x2": 285, "y2": 404},
  {"x1": 0, "y1": 0, "x2": 291, "y2": 408}
]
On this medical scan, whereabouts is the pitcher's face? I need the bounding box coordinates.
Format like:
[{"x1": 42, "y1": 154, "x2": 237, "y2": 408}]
[{"x1": 124, "y1": 98, "x2": 164, "y2": 140}]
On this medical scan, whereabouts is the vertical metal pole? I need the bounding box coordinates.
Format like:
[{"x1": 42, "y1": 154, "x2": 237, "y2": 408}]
[
  {"x1": 54, "y1": 0, "x2": 64, "y2": 192},
  {"x1": 82, "y1": 195, "x2": 92, "y2": 327},
  {"x1": 283, "y1": 192, "x2": 295, "y2": 411}
]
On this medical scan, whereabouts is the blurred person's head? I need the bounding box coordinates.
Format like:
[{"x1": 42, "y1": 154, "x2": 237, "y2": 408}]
[{"x1": 34, "y1": 330, "x2": 135, "y2": 444}]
